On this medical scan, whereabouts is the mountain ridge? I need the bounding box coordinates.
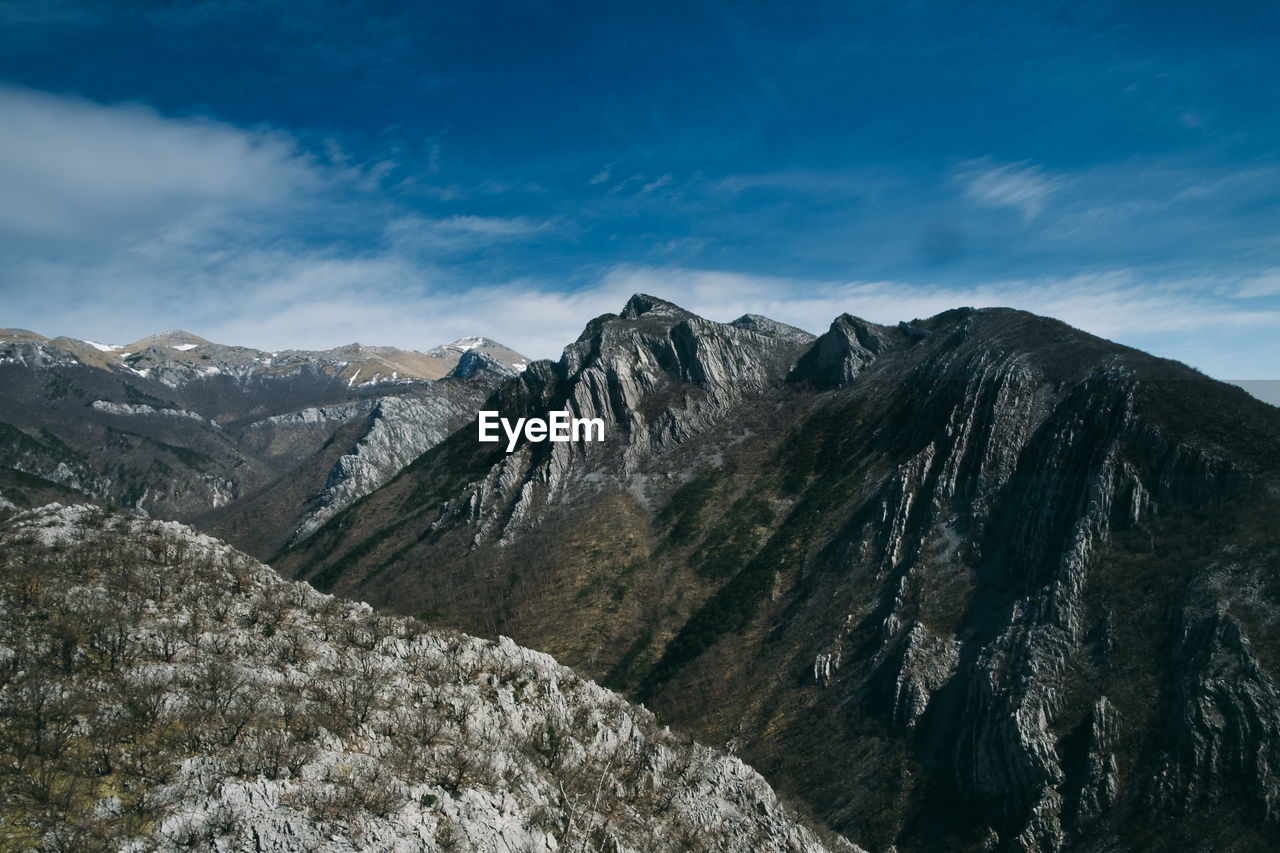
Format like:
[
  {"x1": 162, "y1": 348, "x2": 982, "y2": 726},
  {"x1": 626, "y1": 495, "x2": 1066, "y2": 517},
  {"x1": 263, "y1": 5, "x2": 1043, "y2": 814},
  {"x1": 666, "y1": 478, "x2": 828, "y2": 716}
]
[
  {"x1": 0, "y1": 327, "x2": 529, "y2": 387},
  {"x1": 278, "y1": 294, "x2": 1280, "y2": 852},
  {"x1": 0, "y1": 328, "x2": 529, "y2": 557}
]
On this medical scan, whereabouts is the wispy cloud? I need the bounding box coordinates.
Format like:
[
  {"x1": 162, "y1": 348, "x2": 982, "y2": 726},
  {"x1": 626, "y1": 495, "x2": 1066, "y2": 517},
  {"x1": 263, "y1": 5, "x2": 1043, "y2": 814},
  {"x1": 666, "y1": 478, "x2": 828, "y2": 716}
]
[
  {"x1": 1234, "y1": 269, "x2": 1280, "y2": 298},
  {"x1": 958, "y1": 159, "x2": 1062, "y2": 222},
  {"x1": 640, "y1": 174, "x2": 673, "y2": 194},
  {"x1": 713, "y1": 169, "x2": 888, "y2": 197},
  {"x1": 595, "y1": 265, "x2": 1275, "y2": 336},
  {"x1": 385, "y1": 214, "x2": 556, "y2": 254}
]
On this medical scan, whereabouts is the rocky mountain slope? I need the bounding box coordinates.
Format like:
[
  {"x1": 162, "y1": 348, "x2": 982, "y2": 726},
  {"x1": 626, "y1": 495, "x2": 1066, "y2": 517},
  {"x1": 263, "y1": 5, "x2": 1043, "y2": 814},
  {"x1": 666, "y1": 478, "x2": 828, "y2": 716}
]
[
  {"x1": 281, "y1": 295, "x2": 1280, "y2": 852},
  {"x1": 0, "y1": 329, "x2": 525, "y2": 557},
  {"x1": 0, "y1": 503, "x2": 853, "y2": 852}
]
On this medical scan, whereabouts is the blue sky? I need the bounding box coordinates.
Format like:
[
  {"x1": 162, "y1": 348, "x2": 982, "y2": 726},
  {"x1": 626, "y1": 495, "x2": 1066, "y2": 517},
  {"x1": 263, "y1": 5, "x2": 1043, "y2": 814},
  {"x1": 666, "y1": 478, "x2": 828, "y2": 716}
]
[{"x1": 1, "y1": 1, "x2": 1278, "y2": 379}]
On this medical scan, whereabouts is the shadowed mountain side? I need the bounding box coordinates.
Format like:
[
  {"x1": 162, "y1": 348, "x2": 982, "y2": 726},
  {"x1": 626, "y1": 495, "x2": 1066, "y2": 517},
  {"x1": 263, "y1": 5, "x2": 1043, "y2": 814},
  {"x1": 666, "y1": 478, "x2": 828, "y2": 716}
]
[{"x1": 280, "y1": 296, "x2": 1280, "y2": 852}]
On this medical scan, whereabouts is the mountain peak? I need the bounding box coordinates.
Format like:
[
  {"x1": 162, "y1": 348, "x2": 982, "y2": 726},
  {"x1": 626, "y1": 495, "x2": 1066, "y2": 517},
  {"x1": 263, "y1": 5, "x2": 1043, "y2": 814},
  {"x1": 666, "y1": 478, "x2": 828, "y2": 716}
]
[
  {"x1": 0, "y1": 328, "x2": 47, "y2": 343},
  {"x1": 424, "y1": 337, "x2": 529, "y2": 375},
  {"x1": 729, "y1": 313, "x2": 816, "y2": 343},
  {"x1": 125, "y1": 329, "x2": 212, "y2": 351},
  {"x1": 429, "y1": 336, "x2": 492, "y2": 353},
  {"x1": 787, "y1": 313, "x2": 892, "y2": 387},
  {"x1": 447, "y1": 348, "x2": 521, "y2": 379},
  {"x1": 619, "y1": 293, "x2": 688, "y2": 320}
]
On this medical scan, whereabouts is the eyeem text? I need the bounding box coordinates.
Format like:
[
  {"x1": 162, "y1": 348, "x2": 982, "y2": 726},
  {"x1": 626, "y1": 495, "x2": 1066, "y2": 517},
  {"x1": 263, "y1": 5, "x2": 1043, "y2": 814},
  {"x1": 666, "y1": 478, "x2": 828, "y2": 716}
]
[{"x1": 478, "y1": 410, "x2": 606, "y2": 452}]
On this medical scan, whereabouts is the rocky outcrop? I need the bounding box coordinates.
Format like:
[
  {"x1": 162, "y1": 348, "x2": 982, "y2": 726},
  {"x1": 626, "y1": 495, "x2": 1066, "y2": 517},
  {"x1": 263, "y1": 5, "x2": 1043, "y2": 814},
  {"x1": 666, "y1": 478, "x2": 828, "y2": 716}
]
[
  {"x1": 289, "y1": 393, "x2": 483, "y2": 545},
  {"x1": 888, "y1": 622, "x2": 961, "y2": 730},
  {"x1": 553, "y1": 294, "x2": 808, "y2": 463},
  {"x1": 244, "y1": 400, "x2": 374, "y2": 429},
  {"x1": 91, "y1": 399, "x2": 218, "y2": 426},
  {"x1": 1146, "y1": 550, "x2": 1280, "y2": 825},
  {"x1": 421, "y1": 294, "x2": 816, "y2": 546},
  {"x1": 787, "y1": 313, "x2": 893, "y2": 388},
  {"x1": 0, "y1": 504, "x2": 856, "y2": 853}
]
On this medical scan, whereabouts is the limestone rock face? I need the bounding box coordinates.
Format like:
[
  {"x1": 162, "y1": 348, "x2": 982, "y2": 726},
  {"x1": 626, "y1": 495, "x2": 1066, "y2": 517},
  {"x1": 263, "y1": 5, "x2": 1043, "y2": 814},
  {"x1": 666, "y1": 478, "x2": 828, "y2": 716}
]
[
  {"x1": 287, "y1": 393, "x2": 485, "y2": 546},
  {"x1": 1145, "y1": 554, "x2": 1280, "y2": 824},
  {"x1": 410, "y1": 293, "x2": 816, "y2": 546},
  {"x1": 552, "y1": 294, "x2": 810, "y2": 463}
]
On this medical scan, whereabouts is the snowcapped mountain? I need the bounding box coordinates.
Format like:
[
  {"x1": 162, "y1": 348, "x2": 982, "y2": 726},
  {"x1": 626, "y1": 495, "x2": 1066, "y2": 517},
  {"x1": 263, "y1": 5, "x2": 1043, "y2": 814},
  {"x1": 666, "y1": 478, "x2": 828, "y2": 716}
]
[
  {"x1": 0, "y1": 328, "x2": 528, "y2": 557},
  {"x1": 1, "y1": 328, "x2": 516, "y2": 389},
  {"x1": 424, "y1": 336, "x2": 531, "y2": 376}
]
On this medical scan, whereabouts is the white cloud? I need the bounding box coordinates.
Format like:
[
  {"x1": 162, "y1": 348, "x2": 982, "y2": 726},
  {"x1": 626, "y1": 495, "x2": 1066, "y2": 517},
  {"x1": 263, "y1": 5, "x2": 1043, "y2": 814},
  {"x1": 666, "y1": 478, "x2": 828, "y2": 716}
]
[
  {"x1": 9, "y1": 237, "x2": 1278, "y2": 377},
  {"x1": 0, "y1": 84, "x2": 320, "y2": 243},
  {"x1": 959, "y1": 159, "x2": 1062, "y2": 221},
  {"x1": 1235, "y1": 269, "x2": 1280, "y2": 298},
  {"x1": 0, "y1": 85, "x2": 568, "y2": 354},
  {"x1": 2, "y1": 87, "x2": 1273, "y2": 381}
]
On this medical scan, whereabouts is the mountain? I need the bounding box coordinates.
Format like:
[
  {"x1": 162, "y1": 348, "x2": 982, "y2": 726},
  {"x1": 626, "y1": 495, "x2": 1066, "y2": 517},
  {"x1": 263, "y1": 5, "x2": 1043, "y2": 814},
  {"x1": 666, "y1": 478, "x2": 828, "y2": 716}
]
[
  {"x1": 280, "y1": 295, "x2": 1280, "y2": 852},
  {"x1": 0, "y1": 503, "x2": 854, "y2": 852},
  {"x1": 0, "y1": 329, "x2": 527, "y2": 557},
  {"x1": 424, "y1": 336, "x2": 531, "y2": 377}
]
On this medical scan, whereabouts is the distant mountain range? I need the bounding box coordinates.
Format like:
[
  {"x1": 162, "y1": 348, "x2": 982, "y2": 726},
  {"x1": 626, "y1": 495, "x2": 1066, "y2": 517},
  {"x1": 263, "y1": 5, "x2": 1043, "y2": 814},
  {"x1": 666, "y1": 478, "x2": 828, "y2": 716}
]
[
  {"x1": 0, "y1": 328, "x2": 527, "y2": 556},
  {"x1": 3, "y1": 298, "x2": 1278, "y2": 852}
]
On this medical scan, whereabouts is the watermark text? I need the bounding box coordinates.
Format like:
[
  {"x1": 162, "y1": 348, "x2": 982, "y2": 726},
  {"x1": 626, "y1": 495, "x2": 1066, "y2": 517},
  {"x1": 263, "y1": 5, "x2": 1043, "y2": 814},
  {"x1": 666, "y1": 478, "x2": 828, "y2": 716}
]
[{"x1": 478, "y1": 410, "x2": 606, "y2": 452}]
